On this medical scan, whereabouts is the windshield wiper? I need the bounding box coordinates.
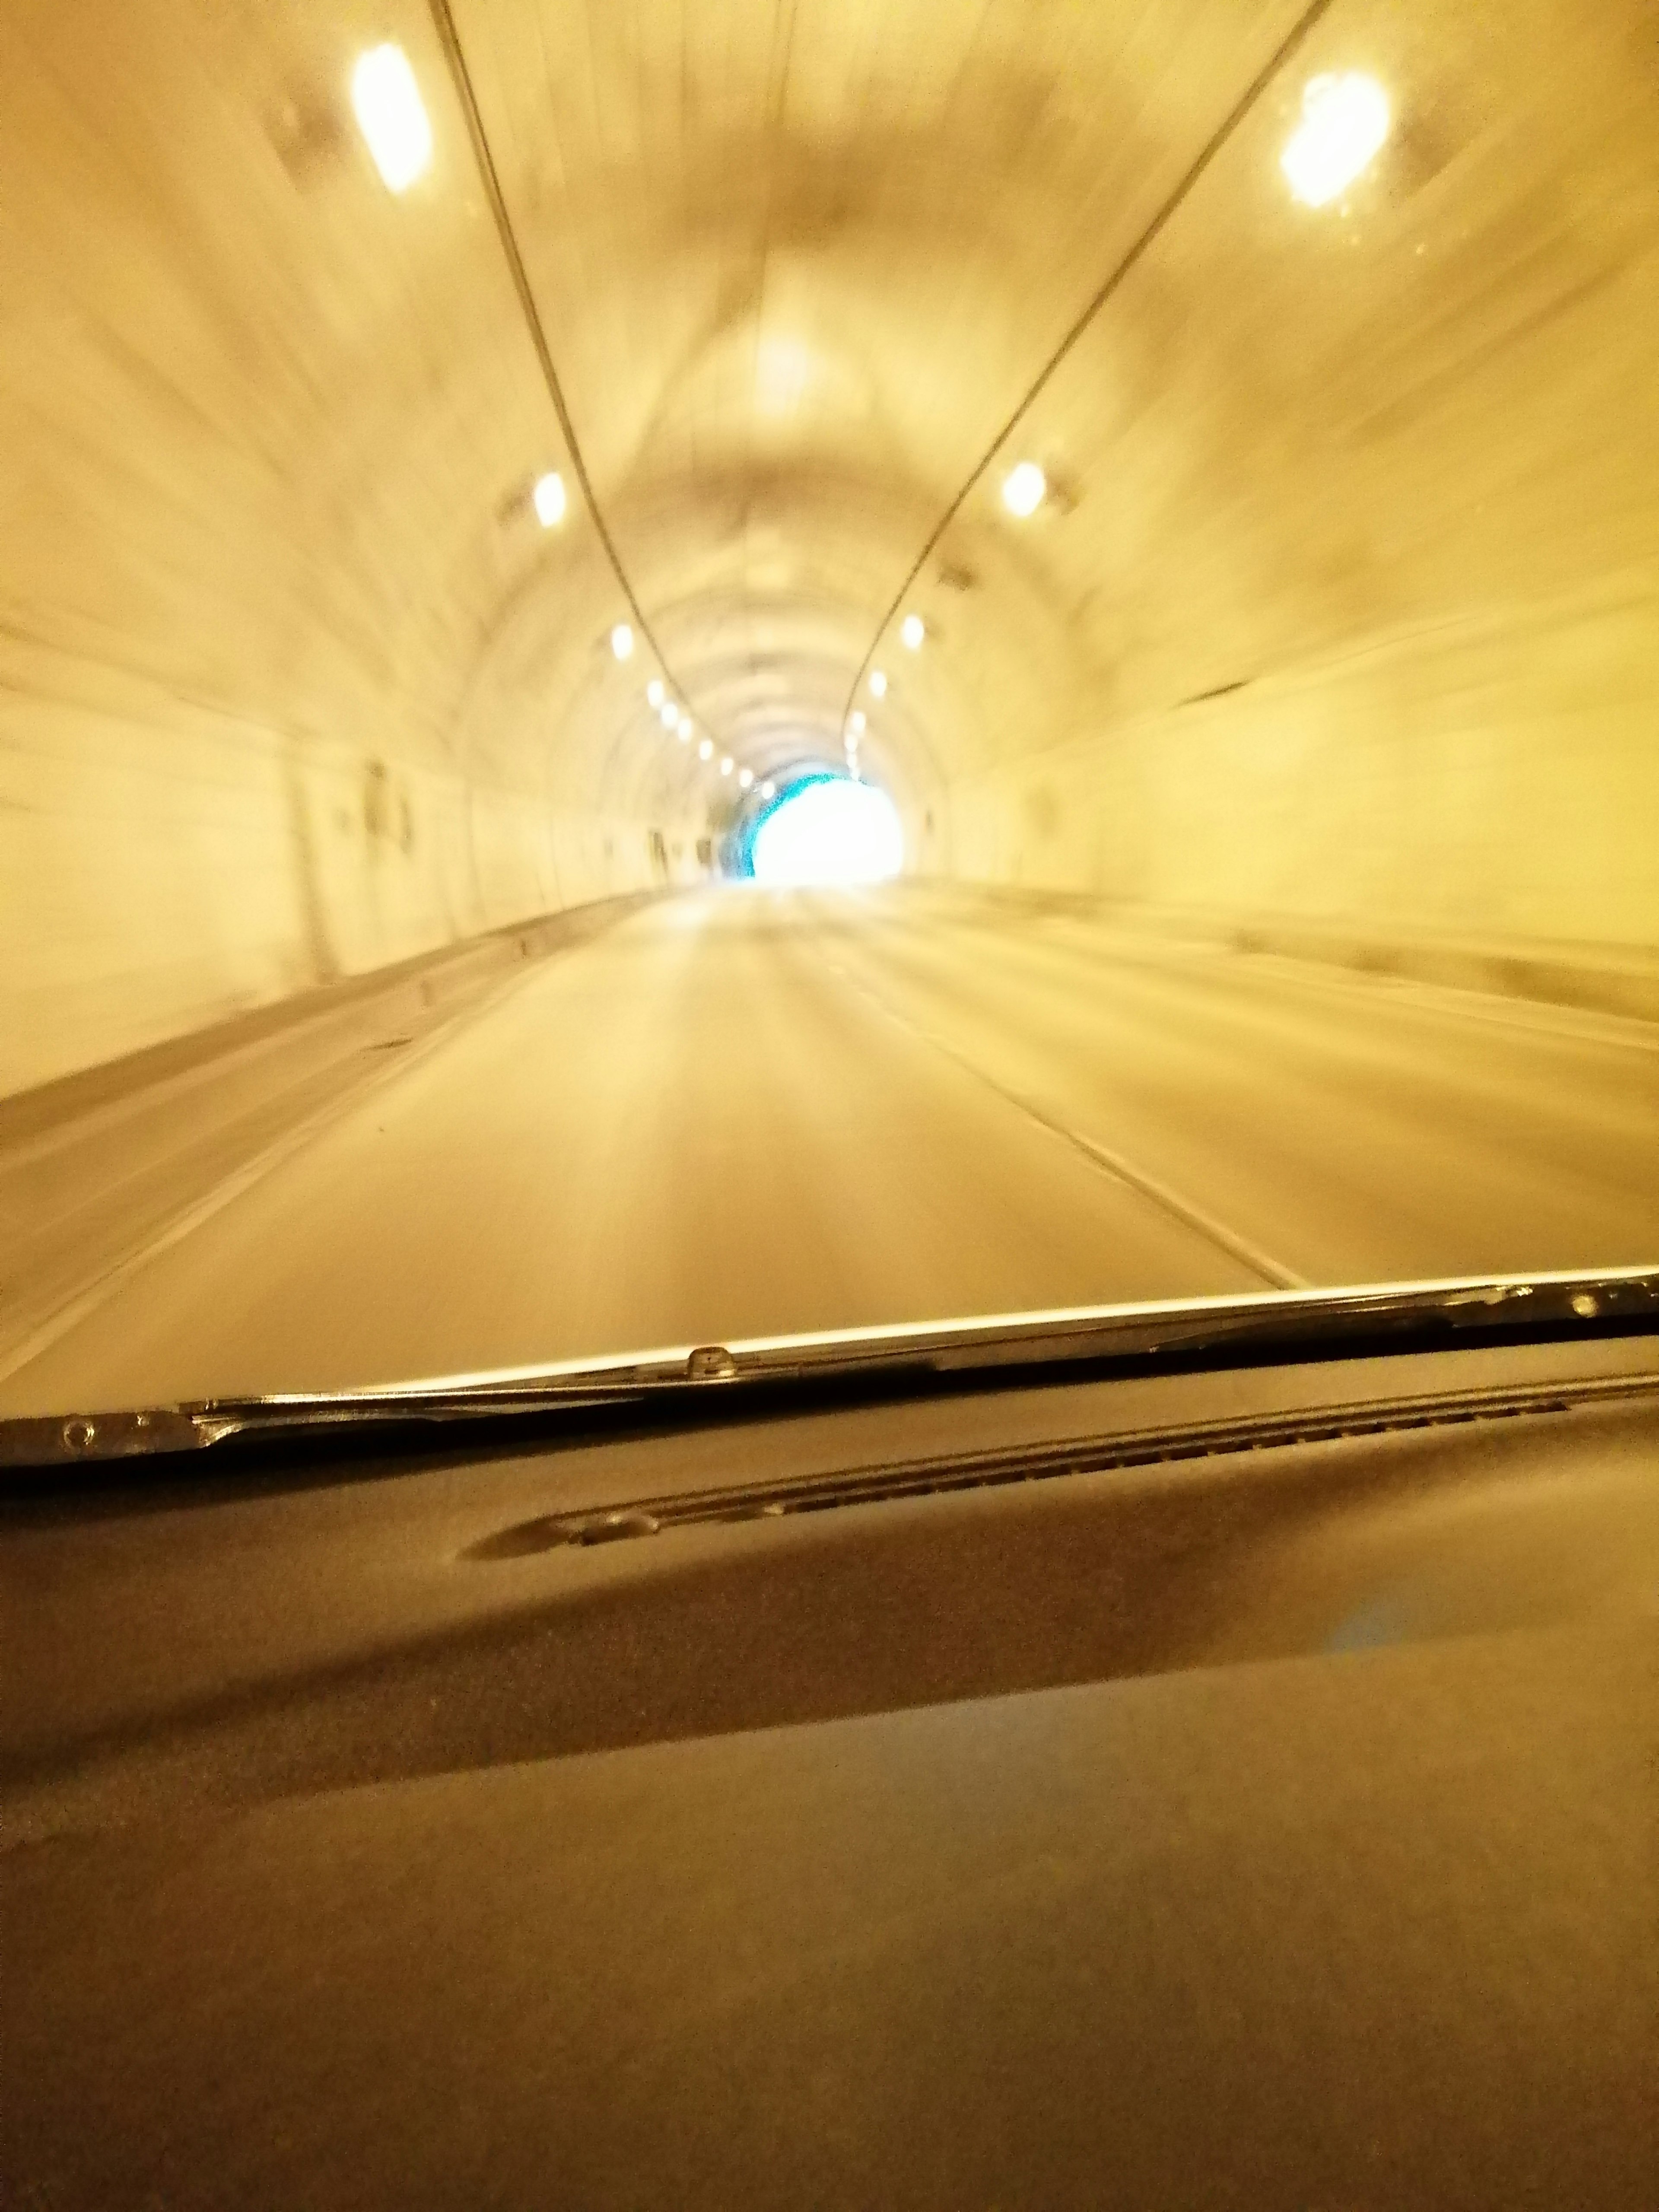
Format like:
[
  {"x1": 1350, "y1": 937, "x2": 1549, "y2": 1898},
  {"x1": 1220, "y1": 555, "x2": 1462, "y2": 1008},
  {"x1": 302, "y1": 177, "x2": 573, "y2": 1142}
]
[{"x1": 2, "y1": 1267, "x2": 1655, "y2": 1472}]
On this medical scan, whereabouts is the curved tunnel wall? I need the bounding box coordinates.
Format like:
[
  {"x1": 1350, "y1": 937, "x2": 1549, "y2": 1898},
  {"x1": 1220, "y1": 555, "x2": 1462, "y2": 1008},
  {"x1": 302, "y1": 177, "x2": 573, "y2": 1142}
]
[
  {"x1": 3, "y1": 0, "x2": 1656, "y2": 1096},
  {"x1": 934, "y1": 2, "x2": 1659, "y2": 952},
  {"x1": 0, "y1": 0, "x2": 706, "y2": 1098}
]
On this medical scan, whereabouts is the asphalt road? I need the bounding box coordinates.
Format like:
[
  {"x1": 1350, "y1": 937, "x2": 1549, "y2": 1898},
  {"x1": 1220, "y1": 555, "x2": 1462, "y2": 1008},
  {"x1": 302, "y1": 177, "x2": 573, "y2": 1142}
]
[{"x1": 4, "y1": 886, "x2": 1655, "y2": 1413}]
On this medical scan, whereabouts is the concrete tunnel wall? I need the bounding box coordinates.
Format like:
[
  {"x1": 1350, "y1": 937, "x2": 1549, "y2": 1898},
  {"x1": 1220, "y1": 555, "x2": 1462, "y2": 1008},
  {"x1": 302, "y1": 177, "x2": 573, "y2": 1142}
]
[
  {"x1": 889, "y1": 0, "x2": 1659, "y2": 953},
  {"x1": 1, "y1": 0, "x2": 709, "y2": 1100},
  {"x1": 3, "y1": 0, "x2": 1656, "y2": 1100}
]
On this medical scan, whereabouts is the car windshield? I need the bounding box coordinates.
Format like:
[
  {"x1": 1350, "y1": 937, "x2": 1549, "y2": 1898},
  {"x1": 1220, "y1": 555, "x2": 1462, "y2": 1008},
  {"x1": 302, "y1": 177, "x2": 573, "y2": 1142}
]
[{"x1": 1, "y1": 0, "x2": 1654, "y2": 1421}]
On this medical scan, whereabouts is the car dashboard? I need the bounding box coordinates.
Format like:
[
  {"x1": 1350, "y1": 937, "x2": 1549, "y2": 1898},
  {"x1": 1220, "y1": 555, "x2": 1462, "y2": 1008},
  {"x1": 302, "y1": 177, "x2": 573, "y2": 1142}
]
[{"x1": 5, "y1": 1324, "x2": 1657, "y2": 2207}]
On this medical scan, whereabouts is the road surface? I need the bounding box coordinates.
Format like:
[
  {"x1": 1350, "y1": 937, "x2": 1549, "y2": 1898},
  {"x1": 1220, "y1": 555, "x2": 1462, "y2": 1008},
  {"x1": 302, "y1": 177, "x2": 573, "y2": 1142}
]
[{"x1": 4, "y1": 886, "x2": 1655, "y2": 1413}]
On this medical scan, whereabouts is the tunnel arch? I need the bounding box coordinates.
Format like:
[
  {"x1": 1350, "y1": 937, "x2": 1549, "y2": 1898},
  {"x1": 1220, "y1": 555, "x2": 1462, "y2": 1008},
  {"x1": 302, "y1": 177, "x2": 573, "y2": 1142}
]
[{"x1": 3, "y1": 0, "x2": 1654, "y2": 1094}]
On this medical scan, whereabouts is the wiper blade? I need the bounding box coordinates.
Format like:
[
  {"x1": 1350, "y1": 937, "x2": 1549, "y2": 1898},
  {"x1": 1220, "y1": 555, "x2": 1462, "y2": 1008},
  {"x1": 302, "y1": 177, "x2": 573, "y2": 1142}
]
[{"x1": 2, "y1": 1267, "x2": 1655, "y2": 1472}]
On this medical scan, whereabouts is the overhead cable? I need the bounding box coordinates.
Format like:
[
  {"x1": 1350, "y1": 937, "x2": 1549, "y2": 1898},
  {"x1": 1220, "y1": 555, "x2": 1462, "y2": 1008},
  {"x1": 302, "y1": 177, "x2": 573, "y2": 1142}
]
[
  {"x1": 425, "y1": 0, "x2": 704, "y2": 725},
  {"x1": 840, "y1": 0, "x2": 1341, "y2": 720}
]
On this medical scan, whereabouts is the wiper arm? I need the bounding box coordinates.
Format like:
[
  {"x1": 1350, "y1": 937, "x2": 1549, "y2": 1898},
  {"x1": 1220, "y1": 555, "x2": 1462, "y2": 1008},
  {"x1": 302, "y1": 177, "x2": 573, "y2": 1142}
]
[{"x1": 2, "y1": 1266, "x2": 1655, "y2": 1472}]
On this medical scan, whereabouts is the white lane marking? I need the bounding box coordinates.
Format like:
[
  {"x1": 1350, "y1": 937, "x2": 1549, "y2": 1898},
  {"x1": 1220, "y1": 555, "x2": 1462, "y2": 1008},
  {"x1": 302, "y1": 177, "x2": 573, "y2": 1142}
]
[{"x1": 819, "y1": 958, "x2": 1304, "y2": 1291}]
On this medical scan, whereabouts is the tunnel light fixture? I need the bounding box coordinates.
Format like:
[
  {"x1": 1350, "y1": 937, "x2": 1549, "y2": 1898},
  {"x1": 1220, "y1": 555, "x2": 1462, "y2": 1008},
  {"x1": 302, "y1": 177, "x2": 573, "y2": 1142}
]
[
  {"x1": 1281, "y1": 73, "x2": 1391, "y2": 207},
  {"x1": 647, "y1": 679, "x2": 665, "y2": 709},
  {"x1": 720, "y1": 756, "x2": 734, "y2": 777},
  {"x1": 698, "y1": 737, "x2": 714, "y2": 761},
  {"x1": 531, "y1": 471, "x2": 567, "y2": 529},
  {"x1": 610, "y1": 623, "x2": 635, "y2": 661},
  {"x1": 351, "y1": 45, "x2": 433, "y2": 194},
  {"x1": 659, "y1": 700, "x2": 678, "y2": 729},
  {"x1": 848, "y1": 709, "x2": 867, "y2": 736},
  {"x1": 900, "y1": 613, "x2": 925, "y2": 651},
  {"x1": 676, "y1": 718, "x2": 693, "y2": 744},
  {"x1": 739, "y1": 767, "x2": 755, "y2": 790},
  {"x1": 869, "y1": 669, "x2": 888, "y2": 698},
  {"x1": 1001, "y1": 460, "x2": 1047, "y2": 517},
  {"x1": 761, "y1": 780, "x2": 776, "y2": 800}
]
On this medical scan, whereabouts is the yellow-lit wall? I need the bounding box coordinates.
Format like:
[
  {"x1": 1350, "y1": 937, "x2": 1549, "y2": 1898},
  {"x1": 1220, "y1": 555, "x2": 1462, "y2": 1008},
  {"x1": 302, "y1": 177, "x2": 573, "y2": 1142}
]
[
  {"x1": 3, "y1": 0, "x2": 1655, "y2": 1098},
  {"x1": 947, "y1": 571, "x2": 1659, "y2": 950},
  {"x1": 0, "y1": 0, "x2": 702, "y2": 1097},
  {"x1": 922, "y1": 0, "x2": 1658, "y2": 960}
]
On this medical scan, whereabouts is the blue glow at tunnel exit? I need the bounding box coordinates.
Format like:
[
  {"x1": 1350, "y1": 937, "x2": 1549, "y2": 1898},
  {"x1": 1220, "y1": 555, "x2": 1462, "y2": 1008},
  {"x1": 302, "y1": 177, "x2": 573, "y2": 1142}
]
[
  {"x1": 739, "y1": 776, "x2": 904, "y2": 886},
  {"x1": 729, "y1": 772, "x2": 833, "y2": 877}
]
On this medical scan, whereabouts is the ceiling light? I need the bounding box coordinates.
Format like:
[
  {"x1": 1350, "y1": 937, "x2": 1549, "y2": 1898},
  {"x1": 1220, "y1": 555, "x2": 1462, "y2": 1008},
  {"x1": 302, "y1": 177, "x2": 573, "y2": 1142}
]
[
  {"x1": 1001, "y1": 461, "x2": 1047, "y2": 517},
  {"x1": 849, "y1": 710, "x2": 866, "y2": 735},
  {"x1": 698, "y1": 738, "x2": 714, "y2": 761},
  {"x1": 351, "y1": 46, "x2": 432, "y2": 194},
  {"x1": 659, "y1": 701, "x2": 678, "y2": 729},
  {"x1": 756, "y1": 335, "x2": 813, "y2": 418},
  {"x1": 720, "y1": 756, "x2": 734, "y2": 777},
  {"x1": 532, "y1": 471, "x2": 567, "y2": 528},
  {"x1": 677, "y1": 710, "x2": 694, "y2": 737},
  {"x1": 647, "y1": 679, "x2": 664, "y2": 708},
  {"x1": 869, "y1": 669, "x2": 888, "y2": 698},
  {"x1": 900, "y1": 613, "x2": 925, "y2": 650},
  {"x1": 761, "y1": 781, "x2": 776, "y2": 800},
  {"x1": 1281, "y1": 73, "x2": 1391, "y2": 207},
  {"x1": 738, "y1": 768, "x2": 754, "y2": 790},
  {"x1": 610, "y1": 623, "x2": 634, "y2": 661}
]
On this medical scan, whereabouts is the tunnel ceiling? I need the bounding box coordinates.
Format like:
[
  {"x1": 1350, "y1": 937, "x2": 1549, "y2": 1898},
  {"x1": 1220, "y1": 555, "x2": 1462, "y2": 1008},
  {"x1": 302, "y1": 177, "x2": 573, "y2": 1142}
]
[{"x1": 5, "y1": 0, "x2": 1655, "y2": 836}]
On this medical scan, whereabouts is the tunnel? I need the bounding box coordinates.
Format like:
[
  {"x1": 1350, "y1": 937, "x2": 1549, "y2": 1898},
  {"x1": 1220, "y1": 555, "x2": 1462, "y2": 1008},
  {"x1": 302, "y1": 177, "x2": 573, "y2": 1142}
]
[
  {"x1": 5, "y1": 19, "x2": 1659, "y2": 2188},
  {"x1": 1, "y1": 0, "x2": 1655, "y2": 1408}
]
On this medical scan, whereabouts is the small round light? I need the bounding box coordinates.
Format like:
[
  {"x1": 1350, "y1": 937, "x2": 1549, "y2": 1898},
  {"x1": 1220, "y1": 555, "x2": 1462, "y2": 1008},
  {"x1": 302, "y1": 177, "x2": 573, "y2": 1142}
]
[
  {"x1": 351, "y1": 45, "x2": 433, "y2": 194},
  {"x1": 697, "y1": 737, "x2": 714, "y2": 761},
  {"x1": 532, "y1": 471, "x2": 567, "y2": 528},
  {"x1": 869, "y1": 669, "x2": 887, "y2": 698},
  {"x1": 761, "y1": 780, "x2": 776, "y2": 800},
  {"x1": 1281, "y1": 73, "x2": 1391, "y2": 207},
  {"x1": 738, "y1": 767, "x2": 754, "y2": 789},
  {"x1": 849, "y1": 710, "x2": 866, "y2": 736},
  {"x1": 900, "y1": 613, "x2": 925, "y2": 650},
  {"x1": 647, "y1": 679, "x2": 664, "y2": 708},
  {"x1": 720, "y1": 756, "x2": 734, "y2": 777},
  {"x1": 677, "y1": 711, "x2": 693, "y2": 738},
  {"x1": 1001, "y1": 461, "x2": 1047, "y2": 517},
  {"x1": 659, "y1": 701, "x2": 678, "y2": 728},
  {"x1": 610, "y1": 623, "x2": 634, "y2": 661}
]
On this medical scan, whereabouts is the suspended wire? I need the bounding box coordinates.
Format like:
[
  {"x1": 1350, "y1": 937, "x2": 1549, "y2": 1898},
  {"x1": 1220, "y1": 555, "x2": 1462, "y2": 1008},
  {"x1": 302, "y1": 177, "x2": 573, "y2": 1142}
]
[
  {"x1": 429, "y1": 0, "x2": 1339, "y2": 756},
  {"x1": 839, "y1": 0, "x2": 1341, "y2": 723},
  {"x1": 424, "y1": 0, "x2": 703, "y2": 724}
]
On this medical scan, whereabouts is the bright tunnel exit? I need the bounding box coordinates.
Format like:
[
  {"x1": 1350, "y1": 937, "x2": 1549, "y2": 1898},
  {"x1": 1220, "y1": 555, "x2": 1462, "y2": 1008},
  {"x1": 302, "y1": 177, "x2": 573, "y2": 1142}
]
[{"x1": 749, "y1": 777, "x2": 905, "y2": 887}]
